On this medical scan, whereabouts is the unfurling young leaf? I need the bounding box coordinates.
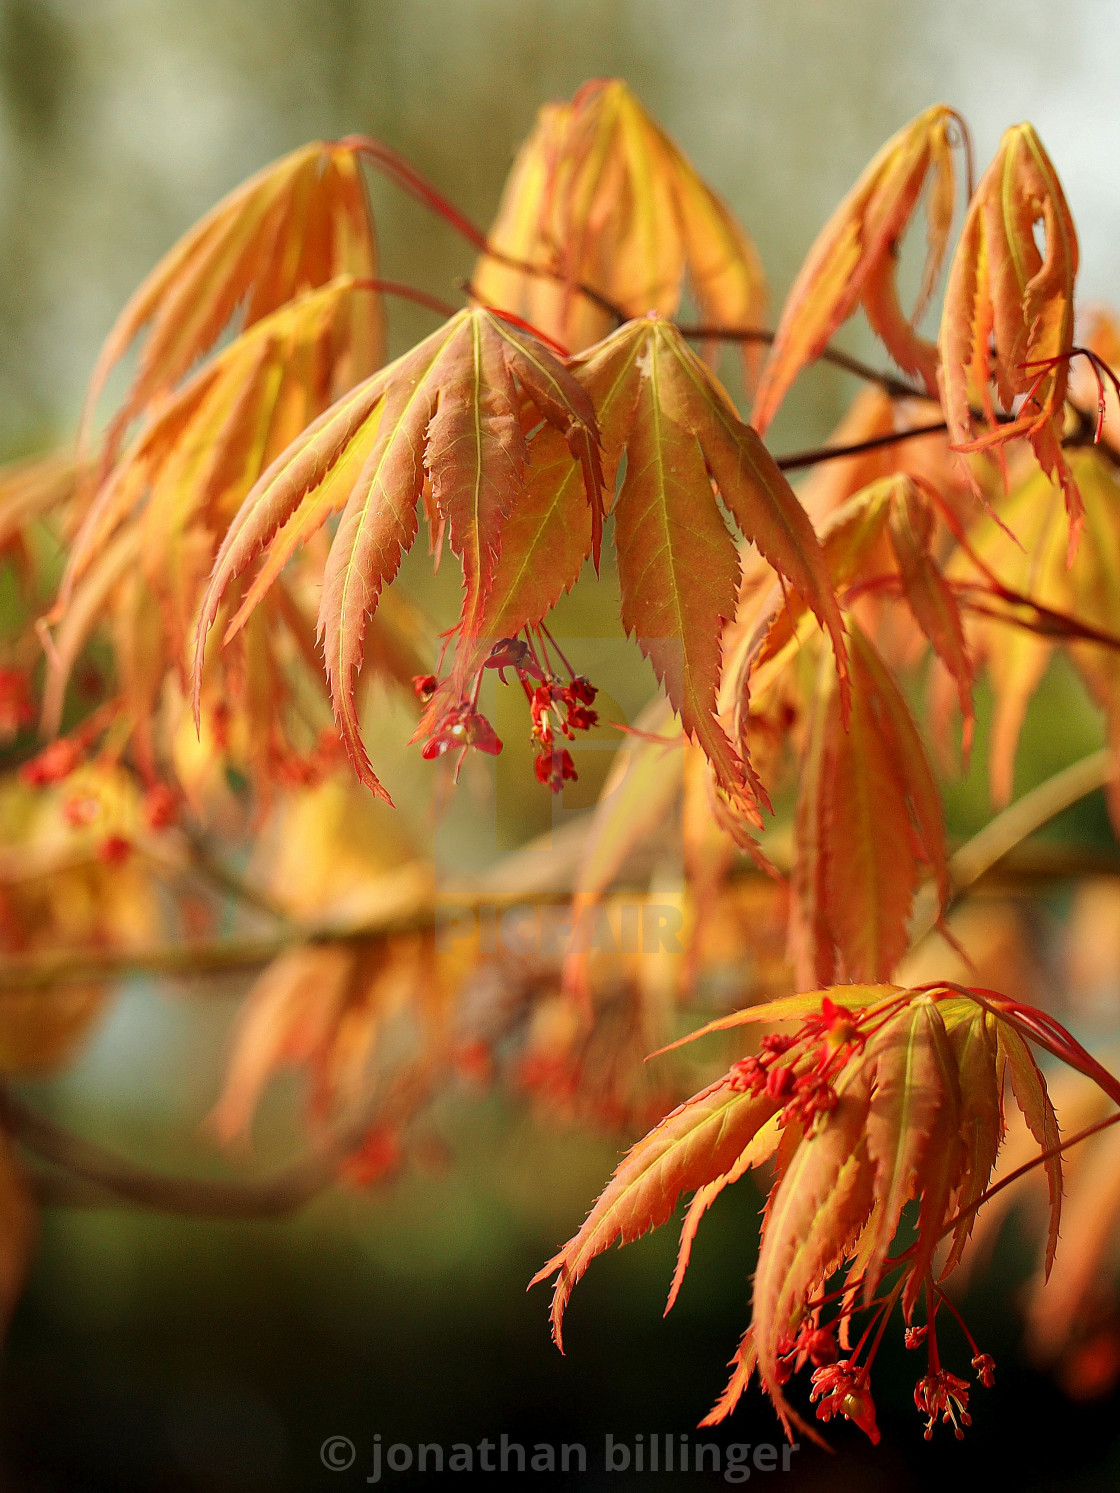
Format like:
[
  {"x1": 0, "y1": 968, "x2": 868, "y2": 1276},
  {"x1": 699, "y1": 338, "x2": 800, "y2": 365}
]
[
  {"x1": 939, "y1": 123, "x2": 1081, "y2": 544},
  {"x1": 474, "y1": 78, "x2": 767, "y2": 363},
  {"x1": 38, "y1": 277, "x2": 391, "y2": 795},
  {"x1": 752, "y1": 104, "x2": 965, "y2": 434}
]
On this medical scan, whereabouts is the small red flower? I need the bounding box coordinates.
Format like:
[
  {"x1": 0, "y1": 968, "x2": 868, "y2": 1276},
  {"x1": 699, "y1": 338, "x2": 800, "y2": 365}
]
[
  {"x1": 776, "y1": 1321, "x2": 838, "y2": 1384},
  {"x1": 412, "y1": 673, "x2": 439, "y2": 702},
  {"x1": 529, "y1": 684, "x2": 555, "y2": 738},
  {"x1": 914, "y1": 1369, "x2": 972, "y2": 1440},
  {"x1": 563, "y1": 702, "x2": 598, "y2": 732},
  {"x1": 484, "y1": 638, "x2": 543, "y2": 683},
  {"x1": 143, "y1": 783, "x2": 179, "y2": 831},
  {"x1": 971, "y1": 1352, "x2": 996, "y2": 1388},
  {"x1": 809, "y1": 1360, "x2": 881, "y2": 1444},
  {"x1": 0, "y1": 668, "x2": 33, "y2": 742},
  {"x1": 62, "y1": 793, "x2": 101, "y2": 828},
  {"x1": 534, "y1": 747, "x2": 577, "y2": 791},
  {"x1": 422, "y1": 706, "x2": 503, "y2": 759}
]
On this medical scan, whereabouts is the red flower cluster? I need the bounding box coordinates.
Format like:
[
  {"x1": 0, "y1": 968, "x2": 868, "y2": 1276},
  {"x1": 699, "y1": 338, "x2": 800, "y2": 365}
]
[
  {"x1": 417, "y1": 632, "x2": 599, "y2": 792},
  {"x1": 728, "y1": 1000, "x2": 864, "y2": 1129}
]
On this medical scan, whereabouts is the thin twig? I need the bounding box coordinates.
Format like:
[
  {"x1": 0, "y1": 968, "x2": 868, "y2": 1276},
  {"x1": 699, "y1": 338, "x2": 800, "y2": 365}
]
[
  {"x1": 909, "y1": 748, "x2": 1114, "y2": 948},
  {"x1": 948, "y1": 749, "x2": 1113, "y2": 893},
  {"x1": 939, "y1": 1106, "x2": 1120, "y2": 1243},
  {"x1": 776, "y1": 420, "x2": 949, "y2": 471},
  {"x1": 674, "y1": 323, "x2": 925, "y2": 401}
]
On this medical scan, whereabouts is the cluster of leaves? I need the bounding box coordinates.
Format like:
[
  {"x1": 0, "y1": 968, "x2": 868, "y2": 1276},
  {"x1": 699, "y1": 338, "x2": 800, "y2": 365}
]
[
  {"x1": 1, "y1": 76, "x2": 1120, "y2": 1447},
  {"x1": 535, "y1": 982, "x2": 1120, "y2": 1443}
]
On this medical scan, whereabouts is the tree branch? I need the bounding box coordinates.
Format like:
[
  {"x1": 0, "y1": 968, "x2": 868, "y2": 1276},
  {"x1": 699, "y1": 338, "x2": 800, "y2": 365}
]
[
  {"x1": 673, "y1": 323, "x2": 925, "y2": 401},
  {"x1": 776, "y1": 420, "x2": 949, "y2": 471},
  {"x1": 1, "y1": 1069, "x2": 430, "y2": 1218}
]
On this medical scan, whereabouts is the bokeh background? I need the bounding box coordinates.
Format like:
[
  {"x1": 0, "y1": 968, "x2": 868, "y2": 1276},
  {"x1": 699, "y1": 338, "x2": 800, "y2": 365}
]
[{"x1": 2, "y1": 1, "x2": 1120, "y2": 1488}]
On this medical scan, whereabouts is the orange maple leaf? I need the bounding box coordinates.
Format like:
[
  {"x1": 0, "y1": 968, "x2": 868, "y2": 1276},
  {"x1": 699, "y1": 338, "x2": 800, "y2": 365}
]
[
  {"x1": 193, "y1": 306, "x2": 602, "y2": 802},
  {"x1": 752, "y1": 104, "x2": 966, "y2": 434},
  {"x1": 474, "y1": 78, "x2": 766, "y2": 362},
  {"x1": 939, "y1": 123, "x2": 1081, "y2": 544}
]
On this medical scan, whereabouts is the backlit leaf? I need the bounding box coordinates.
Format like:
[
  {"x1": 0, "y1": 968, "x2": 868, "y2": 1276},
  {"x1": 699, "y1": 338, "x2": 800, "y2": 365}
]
[
  {"x1": 82, "y1": 141, "x2": 383, "y2": 458},
  {"x1": 193, "y1": 307, "x2": 601, "y2": 799},
  {"x1": 474, "y1": 78, "x2": 766, "y2": 364},
  {"x1": 939, "y1": 123, "x2": 1080, "y2": 541},
  {"x1": 752, "y1": 105, "x2": 963, "y2": 434}
]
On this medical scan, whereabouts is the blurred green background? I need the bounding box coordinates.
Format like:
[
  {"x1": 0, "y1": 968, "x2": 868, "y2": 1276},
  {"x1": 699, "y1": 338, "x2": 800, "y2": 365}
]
[{"x1": 3, "y1": 1, "x2": 1120, "y2": 1488}]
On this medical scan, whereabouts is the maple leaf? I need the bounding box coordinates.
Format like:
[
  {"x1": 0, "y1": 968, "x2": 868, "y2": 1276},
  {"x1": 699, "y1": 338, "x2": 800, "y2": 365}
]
[
  {"x1": 790, "y1": 630, "x2": 943, "y2": 987},
  {"x1": 535, "y1": 982, "x2": 1105, "y2": 1443},
  {"x1": 192, "y1": 306, "x2": 602, "y2": 801},
  {"x1": 751, "y1": 472, "x2": 974, "y2": 748},
  {"x1": 564, "y1": 315, "x2": 846, "y2": 821},
  {"x1": 965, "y1": 1063, "x2": 1120, "y2": 1388},
  {"x1": 939, "y1": 122, "x2": 1081, "y2": 542},
  {"x1": 530, "y1": 1071, "x2": 784, "y2": 1350},
  {"x1": 81, "y1": 140, "x2": 384, "y2": 463},
  {"x1": 751, "y1": 104, "x2": 965, "y2": 435},
  {"x1": 43, "y1": 277, "x2": 383, "y2": 742},
  {"x1": 474, "y1": 78, "x2": 766, "y2": 362},
  {"x1": 948, "y1": 451, "x2": 1120, "y2": 818},
  {"x1": 0, "y1": 450, "x2": 88, "y2": 582}
]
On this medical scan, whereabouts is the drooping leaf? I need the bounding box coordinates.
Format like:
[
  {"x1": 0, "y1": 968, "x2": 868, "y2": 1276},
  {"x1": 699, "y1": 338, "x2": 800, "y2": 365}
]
[
  {"x1": 193, "y1": 307, "x2": 601, "y2": 800},
  {"x1": 43, "y1": 278, "x2": 382, "y2": 737},
  {"x1": 996, "y1": 1021, "x2": 1063, "y2": 1276},
  {"x1": 943, "y1": 1006, "x2": 1003, "y2": 1271},
  {"x1": 751, "y1": 1073, "x2": 877, "y2": 1439},
  {"x1": 82, "y1": 141, "x2": 383, "y2": 457},
  {"x1": 532, "y1": 1074, "x2": 780, "y2": 1350},
  {"x1": 884, "y1": 476, "x2": 975, "y2": 742},
  {"x1": 790, "y1": 625, "x2": 948, "y2": 988},
  {"x1": 951, "y1": 451, "x2": 1120, "y2": 818},
  {"x1": 751, "y1": 105, "x2": 963, "y2": 434},
  {"x1": 939, "y1": 123, "x2": 1080, "y2": 541},
  {"x1": 569, "y1": 315, "x2": 846, "y2": 820},
  {"x1": 474, "y1": 78, "x2": 766, "y2": 364},
  {"x1": 859, "y1": 999, "x2": 961, "y2": 1301}
]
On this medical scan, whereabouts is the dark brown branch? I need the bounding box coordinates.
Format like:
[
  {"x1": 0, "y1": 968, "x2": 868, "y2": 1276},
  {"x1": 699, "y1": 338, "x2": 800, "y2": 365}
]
[
  {"x1": 2, "y1": 835, "x2": 1117, "y2": 996},
  {"x1": 1, "y1": 1070, "x2": 430, "y2": 1218},
  {"x1": 674, "y1": 323, "x2": 925, "y2": 401},
  {"x1": 774, "y1": 402, "x2": 1120, "y2": 474},
  {"x1": 775, "y1": 420, "x2": 948, "y2": 471}
]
